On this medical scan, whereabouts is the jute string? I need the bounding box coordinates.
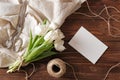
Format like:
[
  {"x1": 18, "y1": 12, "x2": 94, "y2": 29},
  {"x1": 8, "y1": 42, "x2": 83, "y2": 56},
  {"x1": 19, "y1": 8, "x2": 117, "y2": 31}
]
[
  {"x1": 19, "y1": 63, "x2": 36, "y2": 80},
  {"x1": 65, "y1": 62, "x2": 78, "y2": 80},
  {"x1": 74, "y1": 1, "x2": 120, "y2": 37}
]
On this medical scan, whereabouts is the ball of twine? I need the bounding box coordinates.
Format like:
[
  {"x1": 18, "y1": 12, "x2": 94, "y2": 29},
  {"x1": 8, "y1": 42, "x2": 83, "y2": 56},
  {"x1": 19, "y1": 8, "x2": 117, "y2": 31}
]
[{"x1": 47, "y1": 58, "x2": 66, "y2": 78}]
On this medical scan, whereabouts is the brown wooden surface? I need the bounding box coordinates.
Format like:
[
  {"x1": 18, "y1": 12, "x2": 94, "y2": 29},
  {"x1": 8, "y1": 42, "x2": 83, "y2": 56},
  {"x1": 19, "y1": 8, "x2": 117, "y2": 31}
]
[{"x1": 1, "y1": 0, "x2": 120, "y2": 80}]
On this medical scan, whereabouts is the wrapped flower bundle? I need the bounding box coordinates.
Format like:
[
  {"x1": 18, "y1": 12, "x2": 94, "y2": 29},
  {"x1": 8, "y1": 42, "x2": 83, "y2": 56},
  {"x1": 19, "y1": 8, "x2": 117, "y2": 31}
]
[{"x1": 0, "y1": 0, "x2": 86, "y2": 73}]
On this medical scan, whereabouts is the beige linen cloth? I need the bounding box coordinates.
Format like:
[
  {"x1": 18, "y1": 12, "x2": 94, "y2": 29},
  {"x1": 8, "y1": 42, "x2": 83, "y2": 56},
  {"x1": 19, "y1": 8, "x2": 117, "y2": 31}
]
[{"x1": 0, "y1": 0, "x2": 86, "y2": 68}]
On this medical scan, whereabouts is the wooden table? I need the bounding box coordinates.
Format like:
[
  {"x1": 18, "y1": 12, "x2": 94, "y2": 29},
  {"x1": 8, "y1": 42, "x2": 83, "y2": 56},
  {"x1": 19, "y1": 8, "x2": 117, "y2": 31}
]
[{"x1": 0, "y1": 0, "x2": 120, "y2": 80}]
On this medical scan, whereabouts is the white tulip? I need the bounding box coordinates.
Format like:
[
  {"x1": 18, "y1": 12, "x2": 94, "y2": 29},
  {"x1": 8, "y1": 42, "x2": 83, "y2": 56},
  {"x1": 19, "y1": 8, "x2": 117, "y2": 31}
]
[
  {"x1": 37, "y1": 21, "x2": 50, "y2": 36},
  {"x1": 44, "y1": 29, "x2": 64, "y2": 42},
  {"x1": 44, "y1": 29, "x2": 65, "y2": 51},
  {"x1": 49, "y1": 22, "x2": 60, "y2": 30},
  {"x1": 55, "y1": 29, "x2": 65, "y2": 39},
  {"x1": 44, "y1": 30, "x2": 57, "y2": 42},
  {"x1": 54, "y1": 39, "x2": 65, "y2": 52}
]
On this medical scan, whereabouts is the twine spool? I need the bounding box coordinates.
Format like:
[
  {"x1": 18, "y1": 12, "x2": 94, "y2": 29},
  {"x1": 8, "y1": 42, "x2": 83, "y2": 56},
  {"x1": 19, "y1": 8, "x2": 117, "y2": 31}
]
[{"x1": 47, "y1": 58, "x2": 66, "y2": 78}]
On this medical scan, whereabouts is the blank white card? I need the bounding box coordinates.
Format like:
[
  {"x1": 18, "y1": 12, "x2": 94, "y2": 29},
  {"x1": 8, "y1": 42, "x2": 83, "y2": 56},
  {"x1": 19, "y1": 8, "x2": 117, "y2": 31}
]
[{"x1": 68, "y1": 26, "x2": 108, "y2": 64}]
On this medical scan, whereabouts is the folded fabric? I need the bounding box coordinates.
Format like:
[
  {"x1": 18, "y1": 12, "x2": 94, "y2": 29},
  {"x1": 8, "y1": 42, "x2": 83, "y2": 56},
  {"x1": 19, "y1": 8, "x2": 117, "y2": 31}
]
[
  {"x1": 0, "y1": 1, "x2": 21, "y2": 68},
  {"x1": 27, "y1": 0, "x2": 86, "y2": 29}
]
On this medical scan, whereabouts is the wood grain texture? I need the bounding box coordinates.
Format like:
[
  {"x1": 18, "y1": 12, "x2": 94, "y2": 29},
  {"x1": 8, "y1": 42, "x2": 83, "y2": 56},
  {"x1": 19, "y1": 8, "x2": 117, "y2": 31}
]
[{"x1": 1, "y1": 0, "x2": 120, "y2": 80}]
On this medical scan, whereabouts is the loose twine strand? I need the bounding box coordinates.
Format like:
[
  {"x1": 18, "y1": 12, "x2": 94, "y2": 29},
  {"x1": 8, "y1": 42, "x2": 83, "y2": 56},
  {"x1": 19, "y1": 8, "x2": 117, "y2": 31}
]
[
  {"x1": 74, "y1": 1, "x2": 120, "y2": 80},
  {"x1": 74, "y1": 0, "x2": 120, "y2": 37},
  {"x1": 103, "y1": 63, "x2": 120, "y2": 80},
  {"x1": 19, "y1": 63, "x2": 36, "y2": 80},
  {"x1": 64, "y1": 62, "x2": 78, "y2": 80}
]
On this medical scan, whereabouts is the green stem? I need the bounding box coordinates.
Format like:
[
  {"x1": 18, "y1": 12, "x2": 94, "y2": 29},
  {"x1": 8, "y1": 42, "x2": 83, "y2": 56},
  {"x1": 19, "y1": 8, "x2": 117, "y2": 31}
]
[
  {"x1": 7, "y1": 59, "x2": 22, "y2": 73},
  {"x1": 24, "y1": 41, "x2": 53, "y2": 63},
  {"x1": 32, "y1": 36, "x2": 44, "y2": 49},
  {"x1": 32, "y1": 35, "x2": 39, "y2": 45},
  {"x1": 23, "y1": 31, "x2": 33, "y2": 58},
  {"x1": 27, "y1": 51, "x2": 56, "y2": 63}
]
